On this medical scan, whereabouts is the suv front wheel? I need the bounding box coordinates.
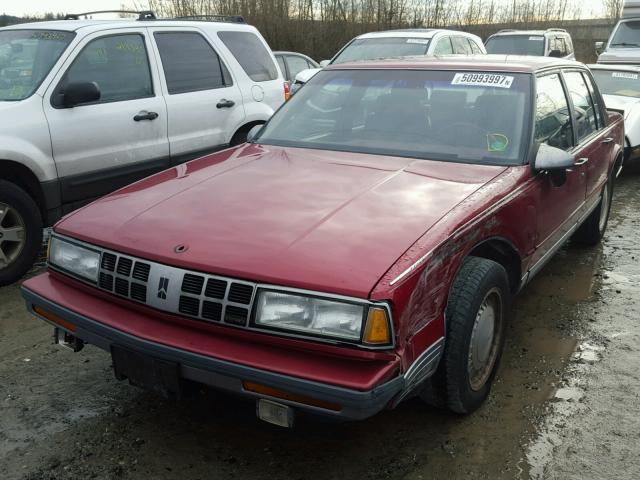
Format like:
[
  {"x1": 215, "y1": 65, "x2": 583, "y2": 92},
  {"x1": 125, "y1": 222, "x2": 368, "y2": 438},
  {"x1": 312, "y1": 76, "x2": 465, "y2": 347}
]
[{"x1": 0, "y1": 180, "x2": 43, "y2": 287}]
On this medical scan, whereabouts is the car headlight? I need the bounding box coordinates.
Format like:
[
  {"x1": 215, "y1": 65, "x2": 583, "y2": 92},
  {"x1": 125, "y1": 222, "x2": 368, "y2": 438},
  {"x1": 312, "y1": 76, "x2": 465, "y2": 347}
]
[
  {"x1": 48, "y1": 236, "x2": 100, "y2": 282},
  {"x1": 254, "y1": 290, "x2": 392, "y2": 345}
]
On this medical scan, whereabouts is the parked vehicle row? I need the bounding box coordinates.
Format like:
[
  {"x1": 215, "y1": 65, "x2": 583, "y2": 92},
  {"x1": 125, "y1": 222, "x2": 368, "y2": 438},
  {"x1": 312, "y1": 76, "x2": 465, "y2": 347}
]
[
  {"x1": 0, "y1": 13, "x2": 287, "y2": 286},
  {"x1": 22, "y1": 51, "x2": 624, "y2": 426}
]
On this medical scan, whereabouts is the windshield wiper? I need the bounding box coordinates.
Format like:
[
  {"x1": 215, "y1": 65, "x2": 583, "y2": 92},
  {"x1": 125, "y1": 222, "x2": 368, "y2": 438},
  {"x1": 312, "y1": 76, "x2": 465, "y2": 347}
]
[{"x1": 611, "y1": 42, "x2": 640, "y2": 47}]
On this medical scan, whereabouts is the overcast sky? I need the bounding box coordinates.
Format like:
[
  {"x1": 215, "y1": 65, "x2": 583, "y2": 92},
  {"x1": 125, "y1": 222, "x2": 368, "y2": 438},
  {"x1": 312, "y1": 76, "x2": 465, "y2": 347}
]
[{"x1": 1, "y1": 0, "x2": 607, "y2": 18}]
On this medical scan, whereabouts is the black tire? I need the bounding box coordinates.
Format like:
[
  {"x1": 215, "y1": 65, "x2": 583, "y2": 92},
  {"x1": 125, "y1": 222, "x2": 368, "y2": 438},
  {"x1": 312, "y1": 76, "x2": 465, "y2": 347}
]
[
  {"x1": 421, "y1": 256, "x2": 510, "y2": 414},
  {"x1": 572, "y1": 174, "x2": 613, "y2": 246},
  {"x1": 230, "y1": 123, "x2": 263, "y2": 146},
  {"x1": 0, "y1": 180, "x2": 43, "y2": 287}
]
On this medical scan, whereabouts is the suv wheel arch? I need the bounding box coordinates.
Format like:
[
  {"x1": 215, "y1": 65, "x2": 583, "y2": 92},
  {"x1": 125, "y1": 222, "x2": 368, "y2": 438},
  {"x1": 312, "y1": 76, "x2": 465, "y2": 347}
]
[
  {"x1": 0, "y1": 160, "x2": 47, "y2": 219},
  {"x1": 230, "y1": 121, "x2": 266, "y2": 146}
]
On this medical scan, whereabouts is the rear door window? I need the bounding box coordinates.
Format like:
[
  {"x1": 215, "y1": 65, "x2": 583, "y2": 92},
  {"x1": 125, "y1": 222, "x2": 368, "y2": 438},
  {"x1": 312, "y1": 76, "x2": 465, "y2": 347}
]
[
  {"x1": 276, "y1": 55, "x2": 287, "y2": 79},
  {"x1": 433, "y1": 37, "x2": 453, "y2": 55},
  {"x1": 469, "y1": 39, "x2": 483, "y2": 54},
  {"x1": 58, "y1": 33, "x2": 153, "y2": 105},
  {"x1": 218, "y1": 31, "x2": 278, "y2": 82},
  {"x1": 582, "y1": 72, "x2": 605, "y2": 128},
  {"x1": 452, "y1": 36, "x2": 472, "y2": 54},
  {"x1": 154, "y1": 32, "x2": 230, "y2": 94},
  {"x1": 286, "y1": 55, "x2": 310, "y2": 82},
  {"x1": 563, "y1": 71, "x2": 598, "y2": 141},
  {"x1": 535, "y1": 73, "x2": 574, "y2": 150}
]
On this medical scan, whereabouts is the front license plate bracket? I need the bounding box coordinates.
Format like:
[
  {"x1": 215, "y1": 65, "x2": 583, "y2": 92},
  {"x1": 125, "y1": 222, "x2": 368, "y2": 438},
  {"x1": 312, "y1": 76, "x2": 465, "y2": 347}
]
[{"x1": 111, "y1": 346, "x2": 182, "y2": 400}]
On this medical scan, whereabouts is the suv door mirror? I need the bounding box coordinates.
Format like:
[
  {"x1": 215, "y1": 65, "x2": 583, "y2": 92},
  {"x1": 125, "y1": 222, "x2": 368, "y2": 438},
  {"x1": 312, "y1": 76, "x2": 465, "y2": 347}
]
[
  {"x1": 63, "y1": 81, "x2": 101, "y2": 108},
  {"x1": 534, "y1": 143, "x2": 574, "y2": 171},
  {"x1": 246, "y1": 124, "x2": 263, "y2": 143},
  {"x1": 319, "y1": 60, "x2": 330, "y2": 67},
  {"x1": 595, "y1": 41, "x2": 605, "y2": 54}
]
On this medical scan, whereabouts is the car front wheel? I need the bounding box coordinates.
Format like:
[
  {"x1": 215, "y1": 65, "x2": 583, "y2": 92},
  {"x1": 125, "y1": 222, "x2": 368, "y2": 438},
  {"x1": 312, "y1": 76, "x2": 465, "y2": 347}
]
[
  {"x1": 421, "y1": 256, "x2": 510, "y2": 414},
  {"x1": 0, "y1": 180, "x2": 43, "y2": 287}
]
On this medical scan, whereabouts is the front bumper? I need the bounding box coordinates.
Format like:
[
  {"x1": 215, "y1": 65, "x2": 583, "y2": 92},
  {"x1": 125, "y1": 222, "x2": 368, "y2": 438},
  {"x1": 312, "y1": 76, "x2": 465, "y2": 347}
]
[{"x1": 22, "y1": 282, "x2": 404, "y2": 421}]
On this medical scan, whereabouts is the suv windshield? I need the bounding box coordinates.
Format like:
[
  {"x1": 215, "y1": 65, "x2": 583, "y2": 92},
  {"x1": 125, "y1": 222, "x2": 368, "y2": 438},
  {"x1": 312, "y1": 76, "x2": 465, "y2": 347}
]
[
  {"x1": 485, "y1": 35, "x2": 545, "y2": 55},
  {"x1": 0, "y1": 29, "x2": 75, "y2": 101},
  {"x1": 331, "y1": 37, "x2": 431, "y2": 65},
  {"x1": 592, "y1": 69, "x2": 640, "y2": 98},
  {"x1": 610, "y1": 20, "x2": 640, "y2": 47},
  {"x1": 256, "y1": 69, "x2": 530, "y2": 165}
]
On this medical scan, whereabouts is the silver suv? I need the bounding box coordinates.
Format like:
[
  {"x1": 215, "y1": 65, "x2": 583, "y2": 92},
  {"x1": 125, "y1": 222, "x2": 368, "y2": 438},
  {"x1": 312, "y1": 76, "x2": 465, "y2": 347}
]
[
  {"x1": 0, "y1": 11, "x2": 286, "y2": 285},
  {"x1": 485, "y1": 28, "x2": 575, "y2": 59}
]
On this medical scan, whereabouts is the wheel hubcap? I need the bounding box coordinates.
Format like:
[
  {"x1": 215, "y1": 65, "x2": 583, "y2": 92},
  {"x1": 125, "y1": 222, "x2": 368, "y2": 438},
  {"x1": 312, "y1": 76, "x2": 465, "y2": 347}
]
[
  {"x1": 0, "y1": 202, "x2": 26, "y2": 269},
  {"x1": 468, "y1": 288, "x2": 503, "y2": 392},
  {"x1": 599, "y1": 184, "x2": 609, "y2": 232}
]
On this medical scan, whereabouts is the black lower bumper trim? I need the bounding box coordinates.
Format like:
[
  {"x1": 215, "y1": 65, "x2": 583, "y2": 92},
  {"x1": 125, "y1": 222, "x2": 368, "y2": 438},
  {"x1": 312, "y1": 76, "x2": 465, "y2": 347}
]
[{"x1": 22, "y1": 287, "x2": 404, "y2": 420}]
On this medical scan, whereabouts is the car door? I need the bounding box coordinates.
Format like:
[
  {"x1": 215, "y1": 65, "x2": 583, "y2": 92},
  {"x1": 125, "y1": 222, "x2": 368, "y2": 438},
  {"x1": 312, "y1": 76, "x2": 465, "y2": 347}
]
[
  {"x1": 43, "y1": 29, "x2": 169, "y2": 208},
  {"x1": 563, "y1": 69, "x2": 613, "y2": 206},
  {"x1": 149, "y1": 28, "x2": 245, "y2": 163},
  {"x1": 531, "y1": 72, "x2": 588, "y2": 266}
]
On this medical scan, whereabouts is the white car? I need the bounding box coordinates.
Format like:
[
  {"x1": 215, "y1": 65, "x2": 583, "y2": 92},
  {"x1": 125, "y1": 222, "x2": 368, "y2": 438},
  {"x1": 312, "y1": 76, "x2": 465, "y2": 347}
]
[
  {"x1": 589, "y1": 63, "x2": 640, "y2": 160},
  {"x1": 485, "y1": 28, "x2": 575, "y2": 59},
  {"x1": 0, "y1": 11, "x2": 286, "y2": 285},
  {"x1": 596, "y1": 0, "x2": 640, "y2": 65},
  {"x1": 292, "y1": 28, "x2": 486, "y2": 90}
]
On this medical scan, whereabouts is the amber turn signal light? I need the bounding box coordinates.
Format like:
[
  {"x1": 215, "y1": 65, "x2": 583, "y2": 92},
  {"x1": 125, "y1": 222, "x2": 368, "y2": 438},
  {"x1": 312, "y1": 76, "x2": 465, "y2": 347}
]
[
  {"x1": 363, "y1": 307, "x2": 391, "y2": 345},
  {"x1": 33, "y1": 305, "x2": 76, "y2": 332},
  {"x1": 243, "y1": 381, "x2": 341, "y2": 411}
]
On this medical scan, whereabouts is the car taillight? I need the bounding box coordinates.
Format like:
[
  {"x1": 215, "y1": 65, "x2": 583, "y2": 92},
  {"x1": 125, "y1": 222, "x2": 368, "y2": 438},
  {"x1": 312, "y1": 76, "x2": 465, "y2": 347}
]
[{"x1": 284, "y1": 82, "x2": 290, "y2": 101}]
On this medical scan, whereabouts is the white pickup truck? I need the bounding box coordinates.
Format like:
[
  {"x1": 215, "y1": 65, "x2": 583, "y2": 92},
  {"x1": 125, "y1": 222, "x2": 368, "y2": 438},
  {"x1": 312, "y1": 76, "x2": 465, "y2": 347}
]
[
  {"x1": 597, "y1": 1, "x2": 640, "y2": 64},
  {"x1": 0, "y1": 11, "x2": 286, "y2": 285}
]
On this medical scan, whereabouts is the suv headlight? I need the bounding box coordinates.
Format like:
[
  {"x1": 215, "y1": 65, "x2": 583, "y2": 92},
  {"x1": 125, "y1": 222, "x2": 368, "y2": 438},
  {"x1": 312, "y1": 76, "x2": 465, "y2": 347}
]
[
  {"x1": 254, "y1": 290, "x2": 392, "y2": 345},
  {"x1": 49, "y1": 236, "x2": 100, "y2": 282}
]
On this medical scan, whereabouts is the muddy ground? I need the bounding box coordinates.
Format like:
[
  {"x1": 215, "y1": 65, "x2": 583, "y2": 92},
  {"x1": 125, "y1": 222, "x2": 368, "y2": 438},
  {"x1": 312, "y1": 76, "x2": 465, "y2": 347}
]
[{"x1": 1, "y1": 167, "x2": 640, "y2": 480}]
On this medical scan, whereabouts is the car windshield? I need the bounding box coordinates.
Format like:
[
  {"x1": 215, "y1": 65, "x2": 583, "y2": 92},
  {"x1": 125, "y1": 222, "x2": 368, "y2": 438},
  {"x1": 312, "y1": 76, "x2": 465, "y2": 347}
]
[
  {"x1": 592, "y1": 69, "x2": 640, "y2": 98},
  {"x1": 485, "y1": 35, "x2": 545, "y2": 55},
  {"x1": 255, "y1": 69, "x2": 531, "y2": 165},
  {"x1": 331, "y1": 37, "x2": 431, "y2": 65},
  {"x1": 610, "y1": 20, "x2": 640, "y2": 47},
  {"x1": 0, "y1": 29, "x2": 75, "y2": 101}
]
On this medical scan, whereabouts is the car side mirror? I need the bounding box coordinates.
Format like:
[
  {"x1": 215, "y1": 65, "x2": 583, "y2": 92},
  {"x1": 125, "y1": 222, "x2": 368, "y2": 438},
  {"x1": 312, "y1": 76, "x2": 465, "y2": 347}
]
[
  {"x1": 534, "y1": 144, "x2": 574, "y2": 171},
  {"x1": 548, "y1": 49, "x2": 563, "y2": 58},
  {"x1": 63, "y1": 81, "x2": 101, "y2": 108},
  {"x1": 534, "y1": 144, "x2": 574, "y2": 186},
  {"x1": 595, "y1": 41, "x2": 604, "y2": 54},
  {"x1": 246, "y1": 124, "x2": 263, "y2": 143},
  {"x1": 319, "y1": 60, "x2": 330, "y2": 67}
]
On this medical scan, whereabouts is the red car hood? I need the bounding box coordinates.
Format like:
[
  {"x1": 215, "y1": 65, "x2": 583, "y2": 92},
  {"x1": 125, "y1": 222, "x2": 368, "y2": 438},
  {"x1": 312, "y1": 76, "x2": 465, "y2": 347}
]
[{"x1": 57, "y1": 145, "x2": 506, "y2": 297}]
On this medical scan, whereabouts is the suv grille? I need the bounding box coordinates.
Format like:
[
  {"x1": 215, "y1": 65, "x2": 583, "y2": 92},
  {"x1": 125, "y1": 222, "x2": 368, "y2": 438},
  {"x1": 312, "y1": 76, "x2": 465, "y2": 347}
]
[{"x1": 95, "y1": 249, "x2": 257, "y2": 329}]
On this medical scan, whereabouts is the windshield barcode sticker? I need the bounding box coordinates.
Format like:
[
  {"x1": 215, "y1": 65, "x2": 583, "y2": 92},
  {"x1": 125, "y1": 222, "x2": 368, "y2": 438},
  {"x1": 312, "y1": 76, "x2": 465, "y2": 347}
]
[
  {"x1": 451, "y1": 73, "x2": 514, "y2": 88},
  {"x1": 407, "y1": 38, "x2": 430, "y2": 44},
  {"x1": 612, "y1": 72, "x2": 639, "y2": 80}
]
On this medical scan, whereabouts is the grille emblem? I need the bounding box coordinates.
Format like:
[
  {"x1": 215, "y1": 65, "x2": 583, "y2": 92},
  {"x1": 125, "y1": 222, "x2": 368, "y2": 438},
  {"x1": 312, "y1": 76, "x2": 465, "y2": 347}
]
[{"x1": 157, "y1": 277, "x2": 169, "y2": 299}]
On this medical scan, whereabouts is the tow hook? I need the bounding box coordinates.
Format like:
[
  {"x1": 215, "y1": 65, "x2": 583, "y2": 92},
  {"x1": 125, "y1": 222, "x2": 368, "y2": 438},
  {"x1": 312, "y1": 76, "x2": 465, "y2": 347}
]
[{"x1": 53, "y1": 327, "x2": 84, "y2": 352}]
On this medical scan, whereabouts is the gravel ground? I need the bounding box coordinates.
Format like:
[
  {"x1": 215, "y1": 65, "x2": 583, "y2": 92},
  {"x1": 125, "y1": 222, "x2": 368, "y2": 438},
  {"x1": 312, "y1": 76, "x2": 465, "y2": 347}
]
[{"x1": 1, "y1": 166, "x2": 639, "y2": 480}]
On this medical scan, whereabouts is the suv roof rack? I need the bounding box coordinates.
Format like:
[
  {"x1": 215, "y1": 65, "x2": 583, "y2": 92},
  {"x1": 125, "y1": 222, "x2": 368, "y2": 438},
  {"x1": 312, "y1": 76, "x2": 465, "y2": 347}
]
[
  {"x1": 546, "y1": 28, "x2": 567, "y2": 33},
  {"x1": 496, "y1": 29, "x2": 516, "y2": 34},
  {"x1": 172, "y1": 15, "x2": 246, "y2": 23},
  {"x1": 64, "y1": 10, "x2": 156, "y2": 21}
]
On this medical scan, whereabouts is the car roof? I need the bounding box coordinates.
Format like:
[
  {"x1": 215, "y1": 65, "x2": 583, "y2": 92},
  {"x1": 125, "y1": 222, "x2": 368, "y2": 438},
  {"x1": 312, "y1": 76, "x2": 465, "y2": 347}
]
[
  {"x1": 489, "y1": 29, "x2": 567, "y2": 37},
  {"x1": 356, "y1": 28, "x2": 475, "y2": 40},
  {"x1": 0, "y1": 19, "x2": 257, "y2": 34},
  {"x1": 325, "y1": 54, "x2": 584, "y2": 73},
  {"x1": 588, "y1": 63, "x2": 640, "y2": 72}
]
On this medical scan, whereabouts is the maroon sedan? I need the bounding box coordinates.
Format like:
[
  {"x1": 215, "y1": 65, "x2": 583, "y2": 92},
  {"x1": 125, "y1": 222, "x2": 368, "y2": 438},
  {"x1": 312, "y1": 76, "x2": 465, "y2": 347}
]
[{"x1": 22, "y1": 56, "x2": 623, "y2": 426}]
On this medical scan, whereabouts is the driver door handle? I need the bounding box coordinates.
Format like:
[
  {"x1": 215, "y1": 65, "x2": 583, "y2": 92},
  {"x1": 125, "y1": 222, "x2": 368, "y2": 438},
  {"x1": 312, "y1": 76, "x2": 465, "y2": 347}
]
[
  {"x1": 216, "y1": 99, "x2": 235, "y2": 109},
  {"x1": 134, "y1": 111, "x2": 158, "y2": 121},
  {"x1": 574, "y1": 157, "x2": 589, "y2": 166},
  {"x1": 601, "y1": 137, "x2": 614, "y2": 144}
]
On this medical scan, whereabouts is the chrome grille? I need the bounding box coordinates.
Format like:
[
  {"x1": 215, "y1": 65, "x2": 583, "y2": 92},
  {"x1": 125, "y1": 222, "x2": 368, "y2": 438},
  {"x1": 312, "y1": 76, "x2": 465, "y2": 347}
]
[{"x1": 95, "y1": 248, "x2": 257, "y2": 328}]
